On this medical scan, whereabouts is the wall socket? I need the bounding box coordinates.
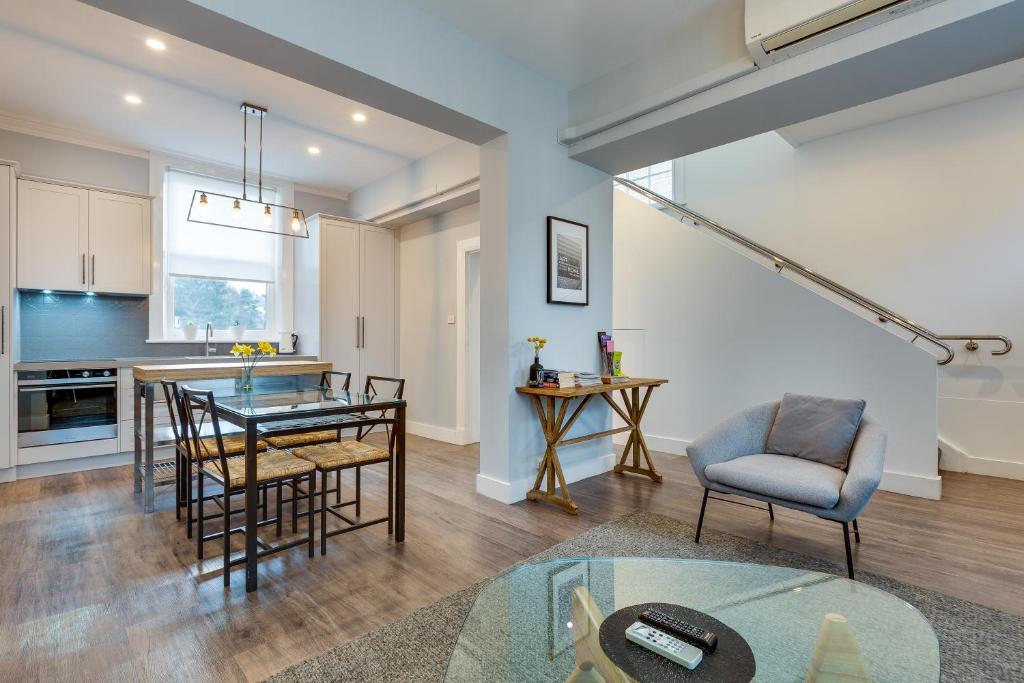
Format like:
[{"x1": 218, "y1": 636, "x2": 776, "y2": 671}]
[{"x1": 447, "y1": 314, "x2": 456, "y2": 324}]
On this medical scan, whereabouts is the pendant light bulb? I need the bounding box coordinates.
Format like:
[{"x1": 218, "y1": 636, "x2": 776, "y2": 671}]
[
  {"x1": 263, "y1": 204, "x2": 273, "y2": 226},
  {"x1": 198, "y1": 192, "x2": 209, "y2": 217},
  {"x1": 291, "y1": 209, "x2": 301, "y2": 232},
  {"x1": 231, "y1": 198, "x2": 241, "y2": 221}
]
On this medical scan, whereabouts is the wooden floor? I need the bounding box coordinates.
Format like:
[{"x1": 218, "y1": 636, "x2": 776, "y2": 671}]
[{"x1": 0, "y1": 435, "x2": 1021, "y2": 682}]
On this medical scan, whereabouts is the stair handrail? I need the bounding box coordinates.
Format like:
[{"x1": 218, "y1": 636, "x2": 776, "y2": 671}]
[{"x1": 612, "y1": 176, "x2": 1013, "y2": 366}]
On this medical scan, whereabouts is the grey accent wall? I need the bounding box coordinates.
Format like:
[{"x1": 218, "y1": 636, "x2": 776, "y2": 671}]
[
  {"x1": 295, "y1": 190, "x2": 349, "y2": 218},
  {"x1": 0, "y1": 129, "x2": 149, "y2": 193},
  {"x1": 17, "y1": 292, "x2": 209, "y2": 360}
]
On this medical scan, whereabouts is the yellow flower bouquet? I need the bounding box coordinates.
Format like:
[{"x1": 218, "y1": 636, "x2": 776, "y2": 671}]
[{"x1": 231, "y1": 340, "x2": 277, "y2": 391}]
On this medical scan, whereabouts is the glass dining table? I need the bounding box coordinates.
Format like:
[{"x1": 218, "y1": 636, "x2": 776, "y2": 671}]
[{"x1": 186, "y1": 378, "x2": 407, "y2": 592}]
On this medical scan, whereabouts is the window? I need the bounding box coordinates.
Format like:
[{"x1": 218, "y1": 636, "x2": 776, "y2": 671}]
[
  {"x1": 619, "y1": 161, "x2": 673, "y2": 206},
  {"x1": 163, "y1": 169, "x2": 283, "y2": 338}
]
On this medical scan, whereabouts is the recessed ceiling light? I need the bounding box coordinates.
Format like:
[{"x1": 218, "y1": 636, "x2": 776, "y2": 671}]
[
  {"x1": 352, "y1": 112, "x2": 367, "y2": 123},
  {"x1": 145, "y1": 37, "x2": 166, "y2": 51},
  {"x1": 124, "y1": 93, "x2": 143, "y2": 105},
  {"x1": 307, "y1": 146, "x2": 321, "y2": 155}
]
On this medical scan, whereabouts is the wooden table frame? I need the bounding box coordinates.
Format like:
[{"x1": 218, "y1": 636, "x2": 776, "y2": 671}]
[{"x1": 516, "y1": 378, "x2": 668, "y2": 514}]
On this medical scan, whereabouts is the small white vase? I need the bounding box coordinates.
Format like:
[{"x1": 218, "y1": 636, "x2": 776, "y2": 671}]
[
  {"x1": 183, "y1": 323, "x2": 198, "y2": 341},
  {"x1": 230, "y1": 325, "x2": 245, "y2": 341}
]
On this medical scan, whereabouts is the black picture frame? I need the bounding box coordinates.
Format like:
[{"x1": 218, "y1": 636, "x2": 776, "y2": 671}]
[{"x1": 547, "y1": 216, "x2": 589, "y2": 306}]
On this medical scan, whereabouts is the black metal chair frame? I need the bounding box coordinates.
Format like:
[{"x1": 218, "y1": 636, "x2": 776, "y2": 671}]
[
  {"x1": 181, "y1": 386, "x2": 316, "y2": 586},
  {"x1": 694, "y1": 488, "x2": 862, "y2": 579}
]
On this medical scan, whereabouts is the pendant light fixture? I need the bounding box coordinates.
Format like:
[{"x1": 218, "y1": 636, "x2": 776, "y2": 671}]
[{"x1": 186, "y1": 102, "x2": 308, "y2": 238}]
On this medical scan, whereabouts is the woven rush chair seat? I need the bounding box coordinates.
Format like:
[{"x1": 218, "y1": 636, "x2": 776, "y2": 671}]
[
  {"x1": 291, "y1": 440, "x2": 390, "y2": 470},
  {"x1": 265, "y1": 430, "x2": 340, "y2": 449},
  {"x1": 192, "y1": 433, "x2": 269, "y2": 458},
  {"x1": 204, "y1": 449, "x2": 315, "y2": 488}
]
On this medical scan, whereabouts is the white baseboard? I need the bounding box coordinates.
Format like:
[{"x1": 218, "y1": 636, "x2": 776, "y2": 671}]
[
  {"x1": 476, "y1": 451, "x2": 617, "y2": 504},
  {"x1": 879, "y1": 469, "x2": 942, "y2": 499},
  {"x1": 12, "y1": 451, "x2": 136, "y2": 480},
  {"x1": 939, "y1": 437, "x2": 1024, "y2": 481},
  {"x1": 0, "y1": 467, "x2": 16, "y2": 483},
  {"x1": 406, "y1": 420, "x2": 462, "y2": 445},
  {"x1": 617, "y1": 431, "x2": 943, "y2": 499},
  {"x1": 614, "y1": 432, "x2": 689, "y2": 456}
]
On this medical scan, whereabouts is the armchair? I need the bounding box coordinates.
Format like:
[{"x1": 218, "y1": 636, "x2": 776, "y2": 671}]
[{"x1": 686, "y1": 401, "x2": 887, "y2": 579}]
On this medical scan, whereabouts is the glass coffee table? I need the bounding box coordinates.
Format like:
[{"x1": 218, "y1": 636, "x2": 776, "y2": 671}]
[{"x1": 443, "y1": 558, "x2": 939, "y2": 682}]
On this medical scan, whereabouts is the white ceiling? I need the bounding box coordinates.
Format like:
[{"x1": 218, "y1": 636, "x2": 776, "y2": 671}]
[
  {"x1": 0, "y1": 0, "x2": 457, "y2": 195},
  {"x1": 413, "y1": 0, "x2": 722, "y2": 90}
]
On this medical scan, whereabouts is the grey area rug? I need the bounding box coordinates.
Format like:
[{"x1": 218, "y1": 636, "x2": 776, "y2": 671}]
[{"x1": 266, "y1": 512, "x2": 1023, "y2": 683}]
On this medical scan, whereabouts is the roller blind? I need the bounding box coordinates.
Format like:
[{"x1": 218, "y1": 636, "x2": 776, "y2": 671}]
[{"x1": 165, "y1": 169, "x2": 279, "y2": 282}]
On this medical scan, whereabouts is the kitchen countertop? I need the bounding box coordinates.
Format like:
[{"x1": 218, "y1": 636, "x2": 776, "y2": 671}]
[{"x1": 13, "y1": 355, "x2": 319, "y2": 371}]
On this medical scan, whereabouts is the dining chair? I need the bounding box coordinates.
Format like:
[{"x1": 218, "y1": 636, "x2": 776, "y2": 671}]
[
  {"x1": 180, "y1": 386, "x2": 317, "y2": 584},
  {"x1": 287, "y1": 375, "x2": 405, "y2": 555},
  {"x1": 264, "y1": 371, "x2": 353, "y2": 449},
  {"x1": 160, "y1": 379, "x2": 268, "y2": 539}
]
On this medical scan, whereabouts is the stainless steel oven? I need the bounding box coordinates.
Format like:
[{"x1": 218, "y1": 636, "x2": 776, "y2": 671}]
[{"x1": 17, "y1": 368, "x2": 118, "y2": 447}]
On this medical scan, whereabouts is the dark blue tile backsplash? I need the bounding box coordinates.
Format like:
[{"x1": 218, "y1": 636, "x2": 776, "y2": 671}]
[{"x1": 18, "y1": 291, "x2": 209, "y2": 360}]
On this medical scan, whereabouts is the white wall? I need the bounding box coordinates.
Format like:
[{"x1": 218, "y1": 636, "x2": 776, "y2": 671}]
[
  {"x1": 348, "y1": 141, "x2": 478, "y2": 220},
  {"x1": 614, "y1": 192, "x2": 940, "y2": 498},
  {"x1": 397, "y1": 202, "x2": 479, "y2": 440},
  {"x1": 679, "y1": 84, "x2": 1024, "y2": 479},
  {"x1": 173, "y1": 0, "x2": 614, "y2": 503},
  {"x1": 0, "y1": 128, "x2": 148, "y2": 193}
]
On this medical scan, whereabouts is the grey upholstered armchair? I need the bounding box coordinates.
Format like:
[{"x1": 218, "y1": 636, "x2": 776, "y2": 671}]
[{"x1": 686, "y1": 400, "x2": 887, "y2": 579}]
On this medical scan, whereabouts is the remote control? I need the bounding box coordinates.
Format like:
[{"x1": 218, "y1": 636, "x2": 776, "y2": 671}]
[
  {"x1": 638, "y1": 608, "x2": 718, "y2": 652},
  {"x1": 625, "y1": 621, "x2": 703, "y2": 670}
]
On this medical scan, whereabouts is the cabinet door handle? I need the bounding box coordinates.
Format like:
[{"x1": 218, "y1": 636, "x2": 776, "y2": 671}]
[
  {"x1": 1, "y1": 305, "x2": 5, "y2": 356},
  {"x1": 82, "y1": 254, "x2": 86, "y2": 285},
  {"x1": 355, "y1": 315, "x2": 361, "y2": 349},
  {"x1": 361, "y1": 316, "x2": 366, "y2": 348},
  {"x1": 91, "y1": 255, "x2": 96, "y2": 286}
]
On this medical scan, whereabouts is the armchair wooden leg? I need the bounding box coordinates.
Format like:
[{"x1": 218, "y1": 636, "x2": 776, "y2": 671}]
[
  {"x1": 695, "y1": 488, "x2": 709, "y2": 543},
  {"x1": 768, "y1": 503, "x2": 775, "y2": 521},
  {"x1": 852, "y1": 518, "x2": 861, "y2": 543},
  {"x1": 842, "y1": 521, "x2": 855, "y2": 580}
]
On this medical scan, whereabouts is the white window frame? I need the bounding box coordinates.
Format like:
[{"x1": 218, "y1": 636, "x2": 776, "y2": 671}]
[
  {"x1": 620, "y1": 161, "x2": 674, "y2": 206},
  {"x1": 148, "y1": 153, "x2": 295, "y2": 343}
]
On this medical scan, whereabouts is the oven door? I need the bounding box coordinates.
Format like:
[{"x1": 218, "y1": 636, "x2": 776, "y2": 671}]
[{"x1": 17, "y1": 381, "x2": 119, "y2": 447}]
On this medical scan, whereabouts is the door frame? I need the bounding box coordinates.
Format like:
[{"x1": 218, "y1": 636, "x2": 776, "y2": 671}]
[{"x1": 455, "y1": 236, "x2": 481, "y2": 445}]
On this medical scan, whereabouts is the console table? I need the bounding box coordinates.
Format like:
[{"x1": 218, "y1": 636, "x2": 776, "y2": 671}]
[{"x1": 516, "y1": 378, "x2": 668, "y2": 514}]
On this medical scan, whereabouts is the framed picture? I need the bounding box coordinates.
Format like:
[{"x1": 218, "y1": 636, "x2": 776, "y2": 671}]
[
  {"x1": 547, "y1": 560, "x2": 590, "y2": 659},
  {"x1": 547, "y1": 216, "x2": 589, "y2": 306}
]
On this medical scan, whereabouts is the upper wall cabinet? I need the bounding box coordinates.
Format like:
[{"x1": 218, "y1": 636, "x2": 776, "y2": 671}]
[
  {"x1": 17, "y1": 180, "x2": 88, "y2": 292},
  {"x1": 88, "y1": 191, "x2": 151, "y2": 295},
  {"x1": 17, "y1": 180, "x2": 151, "y2": 295}
]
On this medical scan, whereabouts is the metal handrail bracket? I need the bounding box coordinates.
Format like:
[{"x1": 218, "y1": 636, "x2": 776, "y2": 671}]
[{"x1": 613, "y1": 176, "x2": 1011, "y2": 366}]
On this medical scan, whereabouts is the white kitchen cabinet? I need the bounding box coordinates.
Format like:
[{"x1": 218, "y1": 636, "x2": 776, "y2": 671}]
[
  {"x1": 17, "y1": 179, "x2": 150, "y2": 295},
  {"x1": 17, "y1": 179, "x2": 89, "y2": 292},
  {"x1": 0, "y1": 163, "x2": 14, "y2": 471},
  {"x1": 358, "y1": 225, "x2": 397, "y2": 381},
  {"x1": 300, "y1": 215, "x2": 396, "y2": 391},
  {"x1": 89, "y1": 191, "x2": 151, "y2": 295}
]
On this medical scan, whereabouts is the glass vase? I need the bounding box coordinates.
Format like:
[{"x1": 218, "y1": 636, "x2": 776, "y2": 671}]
[{"x1": 238, "y1": 366, "x2": 254, "y2": 392}]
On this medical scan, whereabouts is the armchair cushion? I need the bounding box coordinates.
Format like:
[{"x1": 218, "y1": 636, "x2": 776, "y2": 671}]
[
  {"x1": 765, "y1": 393, "x2": 865, "y2": 469},
  {"x1": 705, "y1": 453, "x2": 846, "y2": 509}
]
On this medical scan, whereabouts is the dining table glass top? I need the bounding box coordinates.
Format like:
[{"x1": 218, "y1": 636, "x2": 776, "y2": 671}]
[
  {"x1": 443, "y1": 558, "x2": 939, "y2": 683},
  {"x1": 186, "y1": 379, "x2": 404, "y2": 421}
]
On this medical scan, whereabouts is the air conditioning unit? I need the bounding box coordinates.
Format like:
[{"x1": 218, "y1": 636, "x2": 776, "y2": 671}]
[{"x1": 746, "y1": 0, "x2": 947, "y2": 67}]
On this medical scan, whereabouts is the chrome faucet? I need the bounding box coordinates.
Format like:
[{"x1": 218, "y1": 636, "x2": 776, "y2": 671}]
[{"x1": 205, "y1": 322, "x2": 215, "y2": 356}]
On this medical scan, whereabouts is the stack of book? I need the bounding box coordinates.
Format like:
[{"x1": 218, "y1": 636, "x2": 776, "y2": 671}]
[{"x1": 537, "y1": 369, "x2": 602, "y2": 388}]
